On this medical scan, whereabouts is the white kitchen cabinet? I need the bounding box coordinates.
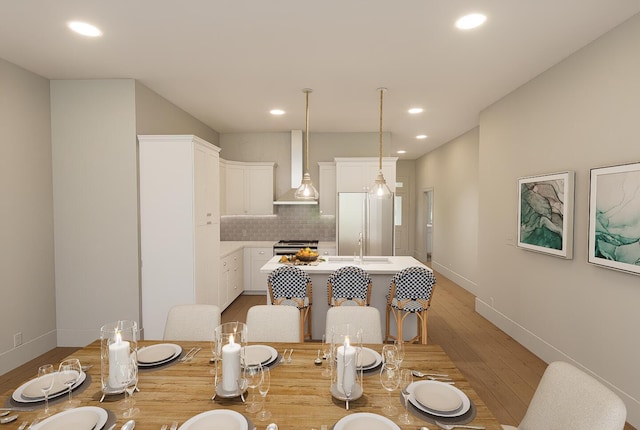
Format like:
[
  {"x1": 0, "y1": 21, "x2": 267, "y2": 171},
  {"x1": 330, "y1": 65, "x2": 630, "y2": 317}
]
[
  {"x1": 335, "y1": 157, "x2": 397, "y2": 193},
  {"x1": 221, "y1": 159, "x2": 275, "y2": 215},
  {"x1": 243, "y1": 247, "x2": 272, "y2": 295},
  {"x1": 318, "y1": 161, "x2": 336, "y2": 216},
  {"x1": 138, "y1": 135, "x2": 221, "y2": 339},
  {"x1": 220, "y1": 249, "x2": 243, "y2": 309},
  {"x1": 317, "y1": 244, "x2": 336, "y2": 257}
]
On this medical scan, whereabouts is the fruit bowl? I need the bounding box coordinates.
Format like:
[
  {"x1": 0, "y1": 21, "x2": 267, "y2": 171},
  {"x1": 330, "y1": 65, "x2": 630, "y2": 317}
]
[{"x1": 296, "y1": 254, "x2": 318, "y2": 262}]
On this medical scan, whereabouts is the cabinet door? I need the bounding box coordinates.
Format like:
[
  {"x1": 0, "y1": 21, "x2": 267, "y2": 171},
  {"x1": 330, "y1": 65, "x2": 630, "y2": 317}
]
[
  {"x1": 245, "y1": 167, "x2": 274, "y2": 215},
  {"x1": 229, "y1": 250, "x2": 244, "y2": 302},
  {"x1": 225, "y1": 164, "x2": 245, "y2": 214},
  {"x1": 219, "y1": 255, "x2": 230, "y2": 309},
  {"x1": 247, "y1": 247, "x2": 272, "y2": 292},
  {"x1": 195, "y1": 223, "x2": 218, "y2": 305}
]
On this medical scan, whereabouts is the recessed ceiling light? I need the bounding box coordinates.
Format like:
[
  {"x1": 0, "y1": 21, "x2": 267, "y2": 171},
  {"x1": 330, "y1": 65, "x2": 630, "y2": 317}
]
[
  {"x1": 408, "y1": 108, "x2": 423, "y2": 114},
  {"x1": 455, "y1": 13, "x2": 487, "y2": 30},
  {"x1": 416, "y1": 135, "x2": 428, "y2": 140},
  {"x1": 397, "y1": 150, "x2": 407, "y2": 154},
  {"x1": 270, "y1": 109, "x2": 285, "y2": 115},
  {"x1": 68, "y1": 21, "x2": 102, "y2": 37}
]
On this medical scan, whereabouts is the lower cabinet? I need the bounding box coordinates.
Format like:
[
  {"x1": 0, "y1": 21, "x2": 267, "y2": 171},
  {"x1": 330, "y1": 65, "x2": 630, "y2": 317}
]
[
  {"x1": 244, "y1": 247, "x2": 272, "y2": 295},
  {"x1": 219, "y1": 249, "x2": 243, "y2": 310}
]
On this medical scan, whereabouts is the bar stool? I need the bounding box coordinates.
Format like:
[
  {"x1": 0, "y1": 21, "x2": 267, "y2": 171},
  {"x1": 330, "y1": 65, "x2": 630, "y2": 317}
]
[
  {"x1": 327, "y1": 266, "x2": 372, "y2": 307},
  {"x1": 385, "y1": 266, "x2": 436, "y2": 344},
  {"x1": 267, "y1": 266, "x2": 313, "y2": 341}
]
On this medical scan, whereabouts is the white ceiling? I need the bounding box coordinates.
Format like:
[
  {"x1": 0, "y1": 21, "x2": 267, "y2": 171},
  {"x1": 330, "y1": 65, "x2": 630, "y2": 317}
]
[{"x1": 1, "y1": 1, "x2": 639, "y2": 159}]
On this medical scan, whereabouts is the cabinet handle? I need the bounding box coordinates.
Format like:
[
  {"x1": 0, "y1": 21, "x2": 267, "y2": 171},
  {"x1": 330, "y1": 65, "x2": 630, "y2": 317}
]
[
  {"x1": 206, "y1": 213, "x2": 212, "y2": 216},
  {"x1": 259, "y1": 251, "x2": 265, "y2": 255},
  {"x1": 207, "y1": 221, "x2": 212, "y2": 225}
]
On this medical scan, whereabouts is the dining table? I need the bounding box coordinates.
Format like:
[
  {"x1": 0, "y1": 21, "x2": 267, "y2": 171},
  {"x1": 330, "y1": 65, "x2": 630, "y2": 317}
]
[{"x1": 2, "y1": 341, "x2": 503, "y2": 430}]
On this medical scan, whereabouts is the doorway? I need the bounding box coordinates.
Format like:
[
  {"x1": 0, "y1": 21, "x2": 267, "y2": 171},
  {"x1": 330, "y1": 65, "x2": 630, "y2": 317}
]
[{"x1": 424, "y1": 189, "x2": 433, "y2": 263}]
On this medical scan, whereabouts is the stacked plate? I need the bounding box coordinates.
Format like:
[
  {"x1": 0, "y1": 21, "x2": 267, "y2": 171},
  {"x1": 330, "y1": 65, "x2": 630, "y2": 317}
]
[
  {"x1": 356, "y1": 347, "x2": 382, "y2": 371},
  {"x1": 333, "y1": 412, "x2": 401, "y2": 430},
  {"x1": 241, "y1": 345, "x2": 279, "y2": 367},
  {"x1": 179, "y1": 409, "x2": 249, "y2": 430},
  {"x1": 12, "y1": 370, "x2": 86, "y2": 403},
  {"x1": 31, "y1": 406, "x2": 108, "y2": 430},
  {"x1": 407, "y1": 380, "x2": 471, "y2": 418},
  {"x1": 137, "y1": 343, "x2": 183, "y2": 367}
]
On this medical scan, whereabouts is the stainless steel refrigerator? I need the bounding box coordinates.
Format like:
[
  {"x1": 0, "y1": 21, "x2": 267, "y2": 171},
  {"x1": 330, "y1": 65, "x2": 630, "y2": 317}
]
[{"x1": 337, "y1": 192, "x2": 394, "y2": 256}]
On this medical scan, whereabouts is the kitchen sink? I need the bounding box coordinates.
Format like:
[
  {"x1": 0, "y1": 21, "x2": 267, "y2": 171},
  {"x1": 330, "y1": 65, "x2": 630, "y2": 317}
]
[{"x1": 325, "y1": 256, "x2": 391, "y2": 264}]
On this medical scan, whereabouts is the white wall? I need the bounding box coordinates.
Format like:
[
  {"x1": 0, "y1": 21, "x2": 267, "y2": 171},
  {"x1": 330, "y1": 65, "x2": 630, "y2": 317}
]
[
  {"x1": 477, "y1": 14, "x2": 640, "y2": 426},
  {"x1": 51, "y1": 80, "x2": 140, "y2": 346},
  {"x1": 415, "y1": 128, "x2": 479, "y2": 293},
  {"x1": 0, "y1": 59, "x2": 56, "y2": 374}
]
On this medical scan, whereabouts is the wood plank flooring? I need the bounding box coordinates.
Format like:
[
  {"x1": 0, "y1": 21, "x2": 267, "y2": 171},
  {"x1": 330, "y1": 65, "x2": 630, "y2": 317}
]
[{"x1": 2, "y1": 272, "x2": 635, "y2": 429}]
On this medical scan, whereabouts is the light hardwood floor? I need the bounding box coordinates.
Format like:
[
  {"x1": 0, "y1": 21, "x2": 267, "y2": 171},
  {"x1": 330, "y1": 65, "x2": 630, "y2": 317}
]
[{"x1": 2, "y1": 271, "x2": 635, "y2": 429}]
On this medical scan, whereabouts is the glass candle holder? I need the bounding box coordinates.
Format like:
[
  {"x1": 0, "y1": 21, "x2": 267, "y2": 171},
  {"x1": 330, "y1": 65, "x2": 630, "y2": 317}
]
[
  {"x1": 329, "y1": 324, "x2": 363, "y2": 409},
  {"x1": 100, "y1": 320, "x2": 138, "y2": 400},
  {"x1": 213, "y1": 322, "x2": 248, "y2": 396}
]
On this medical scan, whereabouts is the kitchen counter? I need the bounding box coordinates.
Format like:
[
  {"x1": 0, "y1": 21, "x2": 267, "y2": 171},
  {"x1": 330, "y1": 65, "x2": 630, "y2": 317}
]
[
  {"x1": 260, "y1": 255, "x2": 430, "y2": 340},
  {"x1": 220, "y1": 240, "x2": 275, "y2": 257}
]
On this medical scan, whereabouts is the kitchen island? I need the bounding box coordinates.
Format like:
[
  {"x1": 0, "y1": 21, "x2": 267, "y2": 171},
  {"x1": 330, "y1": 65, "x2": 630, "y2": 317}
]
[{"x1": 260, "y1": 255, "x2": 431, "y2": 340}]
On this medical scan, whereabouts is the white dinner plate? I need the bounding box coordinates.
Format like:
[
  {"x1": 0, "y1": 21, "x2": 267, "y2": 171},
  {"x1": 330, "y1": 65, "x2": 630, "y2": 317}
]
[
  {"x1": 333, "y1": 412, "x2": 400, "y2": 430},
  {"x1": 13, "y1": 371, "x2": 86, "y2": 403},
  {"x1": 407, "y1": 380, "x2": 470, "y2": 417},
  {"x1": 31, "y1": 406, "x2": 108, "y2": 430},
  {"x1": 242, "y1": 345, "x2": 278, "y2": 366},
  {"x1": 137, "y1": 343, "x2": 182, "y2": 367},
  {"x1": 178, "y1": 409, "x2": 248, "y2": 430},
  {"x1": 358, "y1": 347, "x2": 382, "y2": 370}
]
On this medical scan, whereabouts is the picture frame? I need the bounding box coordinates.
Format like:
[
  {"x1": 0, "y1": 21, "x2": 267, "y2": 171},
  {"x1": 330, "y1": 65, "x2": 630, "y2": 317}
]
[
  {"x1": 517, "y1": 171, "x2": 574, "y2": 259},
  {"x1": 588, "y1": 162, "x2": 640, "y2": 275}
]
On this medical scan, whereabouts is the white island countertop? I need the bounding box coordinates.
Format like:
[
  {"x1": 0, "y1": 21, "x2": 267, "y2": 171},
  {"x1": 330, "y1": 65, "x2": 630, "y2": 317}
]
[{"x1": 259, "y1": 255, "x2": 430, "y2": 274}]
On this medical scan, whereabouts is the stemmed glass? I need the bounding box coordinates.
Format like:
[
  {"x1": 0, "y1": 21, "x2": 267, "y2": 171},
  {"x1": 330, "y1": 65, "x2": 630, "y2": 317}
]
[
  {"x1": 118, "y1": 356, "x2": 139, "y2": 418},
  {"x1": 37, "y1": 364, "x2": 56, "y2": 418},
  {"x1": 243, "y1": 363, "x2": 263, "y2": 413},
  {"x1": 256, "y1": 367, "x2": 271, "y2": 421},
  {"x1": 399, "y1": 369, "x2": 414, "y2": 424},
  {"x1": 321, "y1": 334, "x2": 331, "y2": 378},
  {"x1": 394, "y1": 340, "x2": 405, "y2": 368},
  {"x1": 58, "y1": 358, "x2": 82, "y2": 409},
  {"x1": 381, "y1": 344, "x2": 399, "y2": 366},
  {"x1": 380, "y1": 362, "x2": 400, "y2": 416}
]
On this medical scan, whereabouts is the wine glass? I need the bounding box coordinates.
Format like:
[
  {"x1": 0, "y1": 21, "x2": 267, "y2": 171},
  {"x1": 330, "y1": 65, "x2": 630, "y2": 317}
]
[
  {"x1": 58, "y1": 358, "x2": 82, "y2": 409},
  {"x1": 37, "y1": 364, "x2": 56, "y2": 418},
  {"x1": 379, "y1": 362, "x2": 400, "y2": 416},
  {"x1": 118, "y1": 356, "x2": 139, "y2": 418},
  {"x1": 256, "y1": 366, "x2": 271, "y2": 421},
  {"x1": 243, "y1": 363, "x2": 263, "y2": 413},
  {"x1": 399, "y1": 369, "x2": 414, "y2": 424},
  {"x1": 381, "y1": 344, "x2": 399, "y2": 366},
  {"x1": 393, "y1": 340, "x2": 405, "y2": 368},
  {"x1": 321, "y1": 334, "x2": 331, "y2": 378}
]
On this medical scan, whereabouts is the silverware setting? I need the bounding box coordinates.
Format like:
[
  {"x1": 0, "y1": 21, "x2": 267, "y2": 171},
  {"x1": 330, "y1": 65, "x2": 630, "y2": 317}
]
[
  {"x1": 279, "y1": 349, "x2": 288, "y2": 364},
  {"x1": 434, "y1": 421, "x2": 485, "y2": 430},
  {"x1": 17, "y1": 422, "x2": 29, "y2": 430},
  {"x1": 411, "y1": 370, "x2": 450, "y2": 378},
  {"x1": 0, "y1": 414, "x2": 17, "y2": 424},
  {"x1": 169, "y1": 421, "x2": 179, "y2": 430},
  {"x1": 179, "y1": 347, "x2": 201, "y2": 362},
  {"x1": 286, "y1": 349, "x2": 294, "y2": 364}
]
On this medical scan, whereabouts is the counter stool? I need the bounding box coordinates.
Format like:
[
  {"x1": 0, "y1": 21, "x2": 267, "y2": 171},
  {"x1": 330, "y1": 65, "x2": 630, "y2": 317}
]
[
  {"x1": 267, "y1": 266, "x2": 313, "y2": 341},
  {"x1": 385, "y1": 266, "x2": 436, "y2": 344},
  {"x1": 327, "y1": 266, "x2": 372, "y2": 307}
]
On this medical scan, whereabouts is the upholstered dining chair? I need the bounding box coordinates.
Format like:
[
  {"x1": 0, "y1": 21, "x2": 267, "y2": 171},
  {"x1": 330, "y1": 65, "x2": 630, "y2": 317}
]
[
  {"x1": 385, "y1": 266, "x2": 436, "y2": 344},
  {"x1": 163, "y1": 304, "x2": 221, "y2": 341},
  {"x1": 501, "y1": 361, "x2": 627, "y2": 430},
  {"x1": 267, "y1": 266, "x2": 313, "y2": 341},
  {"x1": 246, "y1": 305, "x2": 301, "y2": 342},
  {"x1": 327, "y1": 266, "x2": 372, "y2": 307},
  {"x1": 325, "y1": 306, "x2": 383, "y2": 344}
]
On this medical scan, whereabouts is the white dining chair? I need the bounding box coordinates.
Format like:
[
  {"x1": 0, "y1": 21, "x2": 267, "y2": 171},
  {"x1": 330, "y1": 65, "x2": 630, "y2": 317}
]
[
  {"x1": 325, "y1": 306, "x2": 383, "y2": 344},
  {"x1": 501, "y1": 361, "x2": 627, "y2": 430},
  {"x1": 163, "y1": 304, "x2": 221, "y2": 341},
  {"x1": 245, "y1": 305, "x2": 301, "y2": 342}
]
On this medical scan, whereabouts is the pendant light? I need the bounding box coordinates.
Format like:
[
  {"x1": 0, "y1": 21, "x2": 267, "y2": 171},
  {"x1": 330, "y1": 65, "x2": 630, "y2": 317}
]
[
  {"x1": 295, "y1": 88, "x2": 319, "y2": 200},
  {"x1": 370, "y1": 87, "x2": 393, "y2": 199}
]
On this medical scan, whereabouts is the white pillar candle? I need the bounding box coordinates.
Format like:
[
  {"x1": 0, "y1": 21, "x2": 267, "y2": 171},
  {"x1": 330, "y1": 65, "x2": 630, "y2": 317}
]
[
  {"x1": 336, "y1": 336, "x2": 356, "y2": 395},
  {"x1": 222, "y1": 334, "x2": 241, "y2": 392},
  {"x1": 108, "y1": 331, "x2": 130, "y2": 389}
]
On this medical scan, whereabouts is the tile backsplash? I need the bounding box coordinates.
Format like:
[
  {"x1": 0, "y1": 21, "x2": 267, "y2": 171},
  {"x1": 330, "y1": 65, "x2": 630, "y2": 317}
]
[{"x1": 220, "y1": 205, "x2": 336, "y2": 241}]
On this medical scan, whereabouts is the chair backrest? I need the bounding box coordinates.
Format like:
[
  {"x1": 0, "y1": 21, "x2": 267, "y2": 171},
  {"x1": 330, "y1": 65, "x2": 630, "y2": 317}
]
[
  {"x1": 518, "y1": 361, "x2": 626, "y2": 430},
  {"x1": 327, "y1": 266, "x2": 372, "y2": 306},
  {"x1": 325, "y1": 306, "x2": 383, "y2": 343},
  {"x1": 246, "y1": 305, "x2": 301, "y2": 342},
  {"x1": 267, "y1": 266, "x2": 312, "y2": 308},
  {"x1": 388, "y1": 266, "x2": 436, "y2": 311},
  {"x1": 163, "y1": 304, "x2": 221, "y2": 341}
]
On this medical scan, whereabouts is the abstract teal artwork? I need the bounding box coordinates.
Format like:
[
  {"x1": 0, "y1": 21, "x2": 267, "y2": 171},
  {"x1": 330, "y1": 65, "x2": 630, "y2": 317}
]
[
  {"x1": 589, "y1": 162, "x2": 640, "y2": 275},
  {"x1": 517, "y1": 172, "x2": 574, "y2": 259}
]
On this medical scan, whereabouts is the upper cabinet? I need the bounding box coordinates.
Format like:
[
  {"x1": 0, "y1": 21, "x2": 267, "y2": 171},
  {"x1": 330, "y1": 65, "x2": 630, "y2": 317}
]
[
  {"x1": 335, "y1": 157, "x2": 398, "y2": 193},
  {"x1": 220, "y1": 159, "x2": 275, "y2": 215},
  {"x1": 318, "y1": 161, "x2": 336, "y2": 216}
]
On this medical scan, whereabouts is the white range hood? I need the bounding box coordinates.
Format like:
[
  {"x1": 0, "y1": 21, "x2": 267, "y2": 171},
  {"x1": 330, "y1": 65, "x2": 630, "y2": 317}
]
[{"x1": 273, "y1": 130, "x2": 317, "y2": 205}]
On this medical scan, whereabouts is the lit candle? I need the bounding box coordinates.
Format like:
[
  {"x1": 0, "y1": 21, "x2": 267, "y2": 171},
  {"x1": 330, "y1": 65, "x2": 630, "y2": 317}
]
[
  {"x1": 336, "y1": 336, "x2": 356, "y2": 395},
  {"x1": 222, "y1": 334, "x2": 241, "y2": 392},
  {"x1": 108, "y1": 330, "x2": 130, "y2": 389}
]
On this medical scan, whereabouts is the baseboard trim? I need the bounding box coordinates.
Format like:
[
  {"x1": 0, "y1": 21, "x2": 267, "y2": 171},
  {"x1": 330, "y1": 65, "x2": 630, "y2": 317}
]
[
  {"x1": 431, "y1": 261, "x2": 478, "y2": 295},
  {"x1": 0, "y1": 330, "x2": 57, "y2": 375}
]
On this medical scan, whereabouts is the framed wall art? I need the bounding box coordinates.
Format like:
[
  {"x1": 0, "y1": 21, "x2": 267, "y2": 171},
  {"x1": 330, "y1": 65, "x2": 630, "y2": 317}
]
[
  {"x1": 588, "y1": 162, "x2": 640, "y2": 275},
  {"x1": 517, "y1": 171, "x2": 575, "y2": 259}
]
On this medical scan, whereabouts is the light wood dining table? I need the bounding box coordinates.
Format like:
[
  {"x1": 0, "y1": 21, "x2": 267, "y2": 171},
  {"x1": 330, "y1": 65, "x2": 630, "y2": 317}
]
[{"x1": 2, "y1": 341, "x2": 502, "y2": 429}]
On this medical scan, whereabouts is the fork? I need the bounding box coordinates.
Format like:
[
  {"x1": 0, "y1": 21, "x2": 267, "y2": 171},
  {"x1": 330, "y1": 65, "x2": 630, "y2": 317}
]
[
  {"x1": 169, "y1": 421, "x2": 179, "y2": 430},
  {"x1": 434, "y1": 421, "x2": 485, "y2": 430},
  {"x1": 286, "y1": 348, "x2": 294, "y2": 363},
  {"x1": 279, "y1": 349, "x2": 288, "y2": 363},
  {"x1": 160, "y1": 425, "x2": 168, "y2": 430},
  {"x1": 27, "y1": 418, "x2": 40, "y2": 429}
]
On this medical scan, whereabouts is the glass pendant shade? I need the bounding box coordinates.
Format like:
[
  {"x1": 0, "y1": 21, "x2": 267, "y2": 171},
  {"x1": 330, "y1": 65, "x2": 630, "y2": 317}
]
[
  {"x1": 295, "y1": 172, "x2": 319, "y2": 200},
  {"x1": 370, "y1": 170, "x2": 393, "y2": 199}
]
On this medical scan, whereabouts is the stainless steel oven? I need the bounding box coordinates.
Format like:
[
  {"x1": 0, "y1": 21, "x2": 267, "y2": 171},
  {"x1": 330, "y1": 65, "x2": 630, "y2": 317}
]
[{"x1": 273, "y1": 240, "x2": 319, "y2": 256}]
